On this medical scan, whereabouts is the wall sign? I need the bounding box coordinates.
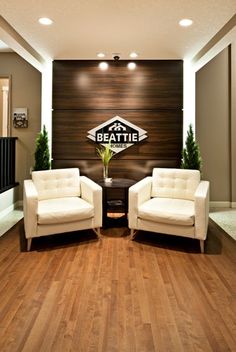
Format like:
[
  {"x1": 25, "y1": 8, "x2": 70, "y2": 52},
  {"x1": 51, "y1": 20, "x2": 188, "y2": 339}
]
[
  {"x1": 87, "y1": 116, "x2": 147, "y2": 154},
  {"x1": 13, "y1": 108, "x2": 28, "y2": 128}
]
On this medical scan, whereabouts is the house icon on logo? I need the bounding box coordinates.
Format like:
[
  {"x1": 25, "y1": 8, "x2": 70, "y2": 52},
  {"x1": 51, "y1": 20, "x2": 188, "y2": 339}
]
[{"x1": 108, "y1": 122, "x2": 126, "y2": 131}]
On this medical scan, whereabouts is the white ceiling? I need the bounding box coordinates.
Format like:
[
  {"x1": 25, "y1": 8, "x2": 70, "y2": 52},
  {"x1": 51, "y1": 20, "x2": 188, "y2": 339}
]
[{"x1": 0, "y1": 0, "x2": 235, "y2": 60}]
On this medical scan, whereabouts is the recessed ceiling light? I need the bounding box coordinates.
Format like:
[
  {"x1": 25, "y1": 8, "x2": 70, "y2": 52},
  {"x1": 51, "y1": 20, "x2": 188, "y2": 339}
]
[
  {"x1": 99, "y1": 62, "x2": 108, "y2": 70},
  {"x1": 128, "y1": 62, "x2": 136, "y2": 70},
  {"x1": 130, "y1": 52, "x2": 138, "y2": 58},
  {"x1": 179, "y1": 19, "x2": 193, "y2": 27},
  {"x1": 38, "y1": 17, "x2": 53, "y2": 25},
  {"x1": 97, "y1": 53, "x2": 105, "y2": 58}
]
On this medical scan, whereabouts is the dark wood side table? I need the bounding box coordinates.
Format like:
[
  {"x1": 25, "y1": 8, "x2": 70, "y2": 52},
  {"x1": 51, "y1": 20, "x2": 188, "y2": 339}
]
[{"x1": 97, "y1": 178, "x2": 136, "y2": 228}]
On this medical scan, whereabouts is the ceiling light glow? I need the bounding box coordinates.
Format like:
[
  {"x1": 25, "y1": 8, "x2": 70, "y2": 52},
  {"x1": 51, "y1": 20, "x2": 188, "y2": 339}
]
[
  {"x1": 99, "y1": 62, "x2": 108, "y2": 70},
  {"x1": 38, "y1": 17, "x2": 53, "y2": 25},
  {"x1": 130, "y1": 52, "x2": 138, "y2": 58},
  {"x1": 97, "y1": 53, "x2": 105, "y2": 58},
  {"x1": 128, "y1": 62, "x2": 136, "y2": 70},
  {"x1": 179, "y1": 19, "x2": 193, "y2": 27}
]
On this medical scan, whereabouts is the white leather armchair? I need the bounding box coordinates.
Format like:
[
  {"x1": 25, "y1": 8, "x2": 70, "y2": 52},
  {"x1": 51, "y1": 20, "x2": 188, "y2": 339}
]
[
  {"x1": 23, "y1": 168, "x2": 102, "y2": 251},
  {"x1": 128, "y1": 168, "x2": 209, "y2": 253}
]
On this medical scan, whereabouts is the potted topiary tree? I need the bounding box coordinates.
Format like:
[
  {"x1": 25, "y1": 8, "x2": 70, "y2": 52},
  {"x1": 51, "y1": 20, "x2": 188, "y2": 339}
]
[
  {"x1": 34, "y1": 125, "x2": 51, "y2": 171},
  {"x1": 181, "y1": 124, "x2": 202, "y2": 172}
]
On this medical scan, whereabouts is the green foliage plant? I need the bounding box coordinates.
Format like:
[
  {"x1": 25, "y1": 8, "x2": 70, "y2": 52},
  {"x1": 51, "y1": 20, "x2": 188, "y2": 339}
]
[
  {"x1": 96, "y1": 141, "x2": 113, "y2": 178},
  {"x1": 181, "y1": 124, "x2": 202, "y2": 172},
  {"x1": 34, "y1": 125, "x2": 51, "y2": 171}
]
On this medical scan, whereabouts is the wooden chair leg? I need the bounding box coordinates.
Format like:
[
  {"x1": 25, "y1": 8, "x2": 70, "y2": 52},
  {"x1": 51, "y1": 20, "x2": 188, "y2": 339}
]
[
  {"x1": 27, "y1": 238, "x2": 32, "y2": 251},
  {"x1": 200, "y1": 240, "x2": 204, "y2": 253},
  {"x1": 129, "y1": 229, "x2": 137, "y2": 241},
  {"x1": 93, "y1": 228, "x2": 101, "y2": 239}
]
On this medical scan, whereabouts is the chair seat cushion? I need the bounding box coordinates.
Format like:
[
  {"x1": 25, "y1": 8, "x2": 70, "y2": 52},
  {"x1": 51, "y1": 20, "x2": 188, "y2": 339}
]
[
  {"x1": 138, "y1": 197, "x2": 194, "y2": 226},
  {"x1": 37, "y1": 197, "x2": 94, "y2": 225}
]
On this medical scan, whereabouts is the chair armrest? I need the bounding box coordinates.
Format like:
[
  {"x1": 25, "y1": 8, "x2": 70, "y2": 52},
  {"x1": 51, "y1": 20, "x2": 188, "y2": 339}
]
[
  {"x1": 128, "y1": 176, "x2": 152, "y2": 229},
  {"x1": 80, "y1": 176, "x2": 102, "y2": 227},
  {"x1": 194, "y1": 181, "x2": 210, "y2": 240},
  {"x1": 23, "y1": 180, "x2": 38, "y2": 239}
]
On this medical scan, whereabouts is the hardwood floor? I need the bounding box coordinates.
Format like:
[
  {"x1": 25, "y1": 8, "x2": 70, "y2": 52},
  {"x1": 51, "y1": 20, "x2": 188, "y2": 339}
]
[{"x1": 0, "y1": 220, "x2": 236, "y2": 352}]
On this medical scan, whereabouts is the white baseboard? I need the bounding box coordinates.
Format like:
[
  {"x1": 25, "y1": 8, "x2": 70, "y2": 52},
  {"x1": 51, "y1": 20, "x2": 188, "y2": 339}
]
[
  {"x1": 0, "y1": 200, "x2": 22, "y2": 220},
  {"x1": 210, "y1": 201, "x2": 231, "y2": 208},
  {"x1": 210, "y1": 201, "x2": 236, "y2": 208},
  {"x1": 0, "y1": 204, "x2": 15, "y2": 220}
]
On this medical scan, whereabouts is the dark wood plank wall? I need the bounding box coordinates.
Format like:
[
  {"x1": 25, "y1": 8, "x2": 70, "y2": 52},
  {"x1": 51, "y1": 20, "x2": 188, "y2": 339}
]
[{"x1": 52, "y1": 60, "x2": 183, "y2": 180}]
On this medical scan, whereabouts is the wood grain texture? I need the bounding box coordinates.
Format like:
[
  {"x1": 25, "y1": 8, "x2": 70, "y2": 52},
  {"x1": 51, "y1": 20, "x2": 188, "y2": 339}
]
[
  {"x1": 53, "y1": 60, "x2": 183, "y2": 110},
  {"x1": 52, "y1": 60, "x2": 183, "y2": 180},
  {"x1": 52, "y1": 110, "x2": 182, "y2": 160},
  {"x1": 0, "y1": 220, "x2": 236, "y2": 351},
  {"x1": 52, "y1": 159, "x2": 180, "y2": 181}
]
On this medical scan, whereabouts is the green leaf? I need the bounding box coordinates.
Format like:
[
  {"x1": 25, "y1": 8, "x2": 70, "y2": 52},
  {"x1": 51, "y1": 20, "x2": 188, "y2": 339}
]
[
  {"x1": 96, "y1": 140, "x2": 113, "y2": 166},
  {"x1": 34, "y1": 125, "x2": 51, "y2": 171},
  {"x1": 181, "y1": 124, "x2": 202, "y2": 172}
]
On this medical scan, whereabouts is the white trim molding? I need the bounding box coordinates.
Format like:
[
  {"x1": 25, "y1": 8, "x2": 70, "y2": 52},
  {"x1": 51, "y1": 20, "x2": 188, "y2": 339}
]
[
  {"x1": 0, "y1": 200, "x2": 22, "y2": 220},
  {"x1": 0, "y1": 186, "x2": 20, "y2": 219},
  {"x1": 183, "y1": 60, "x2": 196, "y2": 141},
  {"x1": 0, "y1": 203, "x2": 15, "y2": 220},
  {"x1": 0, "y1": 200, "x2": 23, "y2": 238}
]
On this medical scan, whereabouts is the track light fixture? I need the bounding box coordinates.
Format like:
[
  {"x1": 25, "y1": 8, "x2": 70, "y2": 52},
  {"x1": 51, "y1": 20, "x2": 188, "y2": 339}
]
[{"x1": 113, "y1": 55, "x2": 120, "y2": 61}]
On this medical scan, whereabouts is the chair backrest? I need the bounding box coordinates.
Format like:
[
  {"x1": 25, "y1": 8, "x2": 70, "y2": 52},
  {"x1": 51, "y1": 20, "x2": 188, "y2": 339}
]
[
  {"x1": 151, "y1": 168, "x2": 200, "y2": 201},
  {"x1": 32, "y1": 168, "x2": 80, "y2": 200}
]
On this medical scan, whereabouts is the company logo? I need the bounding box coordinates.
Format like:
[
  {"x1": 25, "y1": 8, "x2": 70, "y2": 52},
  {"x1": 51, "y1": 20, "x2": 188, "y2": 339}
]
[{"x1": 87, "y1": 116, "x2": 147, "y2": 154}]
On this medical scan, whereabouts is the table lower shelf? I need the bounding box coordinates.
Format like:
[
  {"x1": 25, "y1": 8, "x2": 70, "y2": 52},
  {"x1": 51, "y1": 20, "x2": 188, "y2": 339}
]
[
  {"x1": 103, "y1": 213, "x2": 128, "y2": 228},
  {"x1": 106, "y1": 200, "x2": 125, "y2": 213}
]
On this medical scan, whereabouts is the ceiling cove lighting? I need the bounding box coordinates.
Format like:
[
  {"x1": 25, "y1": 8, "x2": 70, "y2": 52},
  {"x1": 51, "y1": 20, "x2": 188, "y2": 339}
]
[
  {"x1": 179, "y1": 18, "x2": 193, "y2": 27},
  {"x1": 97, "y1": 53, "x2": 105, "y2": 58},
  {"x1": 129, "y1": 52, "x2": 138, "y2": 58},
  {"x1": 99, "y1": 62, "x2": 108, "y2": 70},
  {"x1": 127, "y1": 62, "x2": 136, "y2": 70},
  {"x1": 38, "y1": 17, "x2": 53, "y2": 25},
  {"x1": 0, "y1": 39, "x2": 8, "y2": 49}
]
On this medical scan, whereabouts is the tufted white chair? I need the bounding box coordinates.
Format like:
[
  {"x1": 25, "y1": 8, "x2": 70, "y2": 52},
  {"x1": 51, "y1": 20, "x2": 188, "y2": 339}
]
[
  {"x1": 128, "y1": 168, "x2": 209, "y2": 253},
  {"x1": 23, "y1": 168, "x2": 102, "y2": 251}
]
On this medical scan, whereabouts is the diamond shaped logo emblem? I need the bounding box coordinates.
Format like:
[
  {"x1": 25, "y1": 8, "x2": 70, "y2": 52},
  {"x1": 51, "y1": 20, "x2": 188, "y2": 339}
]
[{"x1": 87, "y1": 116, "x2": 147, "y2": 154}]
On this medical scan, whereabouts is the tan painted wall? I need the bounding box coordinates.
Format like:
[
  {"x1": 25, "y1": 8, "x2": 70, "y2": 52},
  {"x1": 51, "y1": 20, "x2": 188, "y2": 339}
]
[
  {"x1": 231, "y1": 41, "x2": 236, "y2": 204},
  {"x1": 0, "y1": 52, "x2": 41, "y2": 199},
  {"x1": 0, "y1": 78, "x2": 9, "y2": 136},
  {"x1": 196, "y1": 47, "x2": 230, "y2": 202}
]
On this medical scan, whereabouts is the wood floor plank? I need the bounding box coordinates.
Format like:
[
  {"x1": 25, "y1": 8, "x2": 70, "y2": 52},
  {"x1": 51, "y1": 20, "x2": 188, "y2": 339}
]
[{"x1": 0, "y1": 219, "x2": 236, "y2": 351}]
